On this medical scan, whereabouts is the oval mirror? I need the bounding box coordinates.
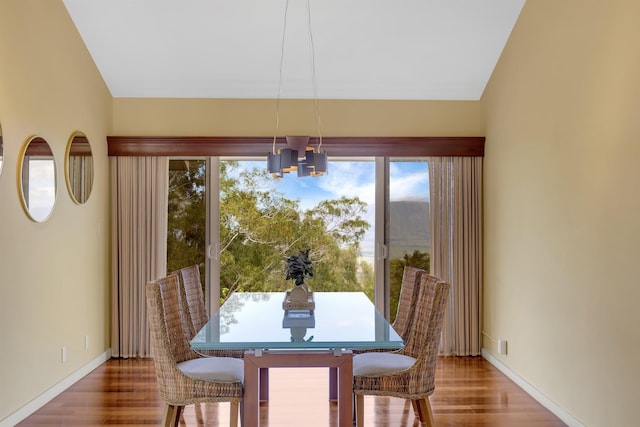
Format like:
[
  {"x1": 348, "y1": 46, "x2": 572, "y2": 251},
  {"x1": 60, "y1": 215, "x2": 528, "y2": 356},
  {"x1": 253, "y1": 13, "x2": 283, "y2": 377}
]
[
  {"x1": 65, "y1": 132, "x2": 94, "y2": 204},
  {"x1": 19, "y1": 136, "x2": 57, "y2": 222},
  {"x1": 0, "y1": 121, "x2": 4, "y2": 177}
]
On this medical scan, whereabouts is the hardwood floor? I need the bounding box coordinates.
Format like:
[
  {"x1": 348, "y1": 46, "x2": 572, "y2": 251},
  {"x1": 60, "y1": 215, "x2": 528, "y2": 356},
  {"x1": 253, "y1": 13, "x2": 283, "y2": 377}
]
[{"x1": 17, "y1": 356, "x2": 566, "y2": 426}]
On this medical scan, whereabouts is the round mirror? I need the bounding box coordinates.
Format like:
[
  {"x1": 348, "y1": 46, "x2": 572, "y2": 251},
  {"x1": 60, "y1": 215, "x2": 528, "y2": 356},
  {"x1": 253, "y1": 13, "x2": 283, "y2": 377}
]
[
  {"x1": 0, "y1": 121, "x2": 4, "y2": 177},
  {"x1": 19, "y1": 136, "x2": 57, "y2": 222},
  {"x1": 65, "y1": 131, "x2": 94, "y2": 204}
]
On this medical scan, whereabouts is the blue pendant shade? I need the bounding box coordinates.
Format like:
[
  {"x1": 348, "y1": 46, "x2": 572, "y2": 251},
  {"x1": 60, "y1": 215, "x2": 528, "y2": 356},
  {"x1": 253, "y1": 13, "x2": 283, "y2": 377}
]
[
  {"x1": 280, "y1": 148, "x2": 298, "y2": 173},
  {"x1": 267, "y1": 151, "x2": 281, "y2": 173},
  {"x1": 310, "y1": 151, "x2": 328, "y2": 173},
  {"x1": 268, "y1": 146, "x2": 327, "y2": 178},
  {"x1": 268, "y1": 148, "x2": 302, "y2": 177}
]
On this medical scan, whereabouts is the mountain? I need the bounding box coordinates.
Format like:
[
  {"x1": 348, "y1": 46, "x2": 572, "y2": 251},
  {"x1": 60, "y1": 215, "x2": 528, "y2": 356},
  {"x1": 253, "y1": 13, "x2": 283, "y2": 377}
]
[{"x1": 389, "y1": 200, "x2": 430, "y2": 259}]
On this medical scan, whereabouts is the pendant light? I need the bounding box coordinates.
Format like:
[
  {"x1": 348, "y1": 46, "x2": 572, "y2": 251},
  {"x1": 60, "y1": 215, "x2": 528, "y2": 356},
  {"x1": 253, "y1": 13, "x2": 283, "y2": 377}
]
[{"x1": 267, "y1": 0, "x2": 327, "y2": 178}]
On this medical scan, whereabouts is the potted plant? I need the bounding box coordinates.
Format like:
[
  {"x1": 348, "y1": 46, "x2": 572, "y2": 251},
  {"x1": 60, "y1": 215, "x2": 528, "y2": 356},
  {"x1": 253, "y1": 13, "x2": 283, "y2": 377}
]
[
  {"x1": 285, "y1": 248, "x2": 314, "y2": 286},
  {"x1": 284, "y1": 249, "x2": 314, "y2": 304}
]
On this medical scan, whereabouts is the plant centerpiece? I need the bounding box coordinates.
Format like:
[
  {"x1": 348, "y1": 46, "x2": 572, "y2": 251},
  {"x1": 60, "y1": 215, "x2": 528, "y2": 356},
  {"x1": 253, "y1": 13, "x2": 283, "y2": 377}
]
[
  {"x1": 284, "y1": 249, "x2": 315, "y2": 305},
  {"x1": 285, "y1": 248, "x2": 314, "y2": 287}
]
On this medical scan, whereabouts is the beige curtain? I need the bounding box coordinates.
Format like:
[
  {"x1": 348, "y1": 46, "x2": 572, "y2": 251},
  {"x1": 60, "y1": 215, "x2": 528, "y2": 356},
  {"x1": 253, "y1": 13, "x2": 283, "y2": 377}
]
[
  {"x1": 111, "y1": 157, "x2": 168, "y2": 358},
  {"x1": 429, "y1": 157, "x2": 483, "y2": 356}
]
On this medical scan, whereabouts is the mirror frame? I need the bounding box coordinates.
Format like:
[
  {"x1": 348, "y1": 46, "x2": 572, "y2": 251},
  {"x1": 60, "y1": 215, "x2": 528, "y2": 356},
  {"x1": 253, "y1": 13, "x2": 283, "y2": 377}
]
[
  {"x1": 65, "y1": 131, "x2": 94, "y2": 204},
  {"x1": 18, "y1": 135, "x2": 57, "y2": 222}
]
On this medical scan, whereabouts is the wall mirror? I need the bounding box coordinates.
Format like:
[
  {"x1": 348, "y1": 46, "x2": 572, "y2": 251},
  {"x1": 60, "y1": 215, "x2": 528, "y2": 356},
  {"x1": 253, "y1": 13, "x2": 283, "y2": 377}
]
[
  {"x1": 0, "y1": 121, "x2": 4, "y2": 178},
  {"x1": 65, "y1": 131, "x2": 94, "y2": 204},
  {"x1": 19, "y1": 136, "x2": 57, "y2": 222}
]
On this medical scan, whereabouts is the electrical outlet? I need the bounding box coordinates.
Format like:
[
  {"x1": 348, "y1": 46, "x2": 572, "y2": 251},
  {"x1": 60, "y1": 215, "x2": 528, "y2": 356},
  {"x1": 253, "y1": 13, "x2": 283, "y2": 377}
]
[
  {"x1": 61, "y1": 346, "x2": 67, "y2": 363},
  {"x1": 85, "y1": 335, "x2": 89, "y2": 350},
  {"x1": 498, "y1": 339, "x2": 508, "y2": 355}
]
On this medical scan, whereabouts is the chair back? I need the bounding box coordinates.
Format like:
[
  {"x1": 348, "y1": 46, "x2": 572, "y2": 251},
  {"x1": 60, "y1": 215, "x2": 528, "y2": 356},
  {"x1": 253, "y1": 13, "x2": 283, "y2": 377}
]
[
  {"x1": 175, "y1": 264, "x2": 208, "y2": 338},
  {"x1": 410, "y1": 276, "x2": 450, "y2": 394},
  {"x1": 146, "y1": 276, "x2": 199, "y2": 400},
  {"x1": 393, "y1": 266, "x2": 426, "y2": 339},
  {"x1": 402, "y1": 272, "x2": 449, "y2": 359}
]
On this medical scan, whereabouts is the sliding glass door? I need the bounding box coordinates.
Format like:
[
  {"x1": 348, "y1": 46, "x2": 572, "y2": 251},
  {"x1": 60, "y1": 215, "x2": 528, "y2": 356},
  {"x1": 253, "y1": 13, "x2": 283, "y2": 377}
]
[
  {"x1": 217, "y1": 158, "x2": 375, "y2": 300},
  {"x1": 167, "y1": 156, "x2": 430, "y2": 319}
]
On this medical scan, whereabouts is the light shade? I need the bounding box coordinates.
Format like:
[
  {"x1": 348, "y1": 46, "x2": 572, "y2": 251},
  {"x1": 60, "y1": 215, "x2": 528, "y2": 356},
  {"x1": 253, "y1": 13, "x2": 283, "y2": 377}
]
[{"x1": 267, "y1": 142, "x2": 327, "y2": 178}]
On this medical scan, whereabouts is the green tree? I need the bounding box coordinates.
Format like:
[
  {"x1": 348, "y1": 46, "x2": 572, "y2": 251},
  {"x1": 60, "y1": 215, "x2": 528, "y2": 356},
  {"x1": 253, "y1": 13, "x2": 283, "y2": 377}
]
[
  {"x1": 168, "y1": 160, "x2": 372, "y2": 303},
  {"x1": 167, "y1": 160, "x2": 207, "y2": 283},
  {"x1": 389, "y1": 250, "x2": 430, "y2": 323}
]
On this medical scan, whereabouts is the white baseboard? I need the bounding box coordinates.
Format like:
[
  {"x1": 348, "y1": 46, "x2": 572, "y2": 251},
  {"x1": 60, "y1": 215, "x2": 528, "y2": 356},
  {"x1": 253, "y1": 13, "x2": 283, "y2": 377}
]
[
  {"x1": 481, "y1": 349, "x2": 584, "y2": 427},
  {"x1": 0, "y1": 349, "x2": 111, "y2": 427}
]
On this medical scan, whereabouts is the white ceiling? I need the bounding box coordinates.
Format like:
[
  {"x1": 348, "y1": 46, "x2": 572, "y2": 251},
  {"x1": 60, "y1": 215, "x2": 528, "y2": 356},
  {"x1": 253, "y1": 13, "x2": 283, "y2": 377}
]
[{"x1": 62, "y1": 0, "x2": 525, "y2": 100}]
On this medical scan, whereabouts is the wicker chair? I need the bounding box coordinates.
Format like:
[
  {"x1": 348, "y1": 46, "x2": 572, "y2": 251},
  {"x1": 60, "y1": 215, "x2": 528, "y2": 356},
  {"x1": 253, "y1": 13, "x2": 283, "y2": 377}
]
[
  {"x1": 146, "y1": 275, "x2": 244, "y2": 427},
  {"x1": 391, "y1": 266, "x2": 426, "y2": 342},
  {"x1": 353, "y1": 274, "x2": 450, "y2": 427},
  {"x1": 353, "y1": 265, "x2": 425, "y2": 355},
  {"x1": 175, "y1": 264, "x2": 244, "y2": 359}
]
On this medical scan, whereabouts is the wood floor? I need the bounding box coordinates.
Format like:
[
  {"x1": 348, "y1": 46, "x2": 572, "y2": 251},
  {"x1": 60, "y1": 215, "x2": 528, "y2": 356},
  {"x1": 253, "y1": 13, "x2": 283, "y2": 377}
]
[{"x1": 17, "y1": 356, "x2": 566, "y2": 426}]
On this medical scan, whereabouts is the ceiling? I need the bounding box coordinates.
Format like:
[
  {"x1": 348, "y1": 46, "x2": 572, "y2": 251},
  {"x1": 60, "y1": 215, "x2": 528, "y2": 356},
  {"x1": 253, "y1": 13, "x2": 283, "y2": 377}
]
[{"x1": 62, "y1": 0, "x2": 525, "y2": 101}]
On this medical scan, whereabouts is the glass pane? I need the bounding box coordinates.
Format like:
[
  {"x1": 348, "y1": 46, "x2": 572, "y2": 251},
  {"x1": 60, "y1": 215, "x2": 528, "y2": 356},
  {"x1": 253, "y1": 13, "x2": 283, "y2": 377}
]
[
  {"x1": 219, "y1": 159, "x2": 375, "y2": 303},
  {"x1": 192, "y1": 292, "x2": 402, "y2": 350},
  {"x1": 167, "y1": 159, "x2": 207, "y2": 291},
  {"x1": 388, "y1": 159, "x2": 430, "y2": 323}
]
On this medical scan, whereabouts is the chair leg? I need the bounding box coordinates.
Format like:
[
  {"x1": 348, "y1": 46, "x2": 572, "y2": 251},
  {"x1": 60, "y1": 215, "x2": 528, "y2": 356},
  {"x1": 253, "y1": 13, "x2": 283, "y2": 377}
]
[
  {"x1": 414, "y1": 398, "x2": 434, "y2": 427},
  {"x1": 355, "y1": 395, "x2": 364, "y2": 427},
  {"x1": 411, "y1": 399, "x2": 419, "y2": 417},
  {"x1": 230, "y1": 401, "x2": 239, "y2": 427},
  {"x1": 162, "y1": 404, "x2": 182, "y2": 427}
]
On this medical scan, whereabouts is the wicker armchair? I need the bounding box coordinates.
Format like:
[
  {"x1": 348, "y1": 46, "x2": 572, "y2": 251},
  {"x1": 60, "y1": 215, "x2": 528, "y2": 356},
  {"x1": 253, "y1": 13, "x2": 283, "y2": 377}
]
[
  {"x1": 353, "y1": 274, "x2": 450, "y2": 427},
  {"x1": 175, "y1": 265, "x2": 244, "y2": 359},
  {"x1": 146, "y1": 275, "x2": 244, "y2": 427}
]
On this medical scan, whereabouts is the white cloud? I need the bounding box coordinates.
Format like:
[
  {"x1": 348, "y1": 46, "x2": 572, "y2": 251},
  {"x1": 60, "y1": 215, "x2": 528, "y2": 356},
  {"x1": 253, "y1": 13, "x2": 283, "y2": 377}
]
[
  {"x1": 389, "y1": 171, "x2": 429, "y2": 201},
  {"x1": 316, "y1": 161, "x2": 376, "y2": 204}
]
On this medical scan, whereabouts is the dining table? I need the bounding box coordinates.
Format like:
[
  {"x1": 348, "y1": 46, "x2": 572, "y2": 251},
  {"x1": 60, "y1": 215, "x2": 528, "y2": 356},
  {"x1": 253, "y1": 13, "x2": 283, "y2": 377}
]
[{"x1": 190, "y1": 291, "x2": 403, "y2": 427}]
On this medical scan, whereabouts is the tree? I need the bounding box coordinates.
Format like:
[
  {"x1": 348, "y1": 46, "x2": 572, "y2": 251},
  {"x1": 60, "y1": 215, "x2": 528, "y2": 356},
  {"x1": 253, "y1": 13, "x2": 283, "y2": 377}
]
[
  {"x1": 167, "y1": 160, "x2": 207, "y2": 283},
  {"x1": 388, "y1": 250, "x2": 430, "y2": 323},
  {"x1": 168, "y1": 160, "x2": 372, "y2": 303}
]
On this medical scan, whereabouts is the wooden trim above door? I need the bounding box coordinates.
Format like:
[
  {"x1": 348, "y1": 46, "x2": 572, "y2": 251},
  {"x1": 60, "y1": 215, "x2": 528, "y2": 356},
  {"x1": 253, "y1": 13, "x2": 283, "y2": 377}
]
[{"x1": 107, "y1": 136, "x2": 484, "y2": 157}]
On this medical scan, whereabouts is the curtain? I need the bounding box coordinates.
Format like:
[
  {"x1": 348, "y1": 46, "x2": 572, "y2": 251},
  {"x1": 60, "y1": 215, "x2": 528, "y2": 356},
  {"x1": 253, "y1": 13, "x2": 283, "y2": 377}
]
[
  {"x1": 111, "y1": 157, "x2": 168, "y2": 358},
  {"x1": 429, "y1": 157, "x2": 483, "y2": 356}
]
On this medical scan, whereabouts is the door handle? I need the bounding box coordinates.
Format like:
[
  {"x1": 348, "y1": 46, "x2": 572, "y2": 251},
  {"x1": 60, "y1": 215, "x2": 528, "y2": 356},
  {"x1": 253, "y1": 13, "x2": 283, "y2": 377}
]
[
  {"x1": 207, "y1": 243, "x2": 220, "y2": 261},
  {"x1": 376, "y1": 243, "x2": 388, "y2": 260}
]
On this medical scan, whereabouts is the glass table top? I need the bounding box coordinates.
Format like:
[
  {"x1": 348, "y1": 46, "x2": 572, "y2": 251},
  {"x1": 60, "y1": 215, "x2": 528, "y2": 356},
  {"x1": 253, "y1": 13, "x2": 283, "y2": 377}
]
[{"x1": 191, "y1": 292, "x2": 404, "y2": 351}]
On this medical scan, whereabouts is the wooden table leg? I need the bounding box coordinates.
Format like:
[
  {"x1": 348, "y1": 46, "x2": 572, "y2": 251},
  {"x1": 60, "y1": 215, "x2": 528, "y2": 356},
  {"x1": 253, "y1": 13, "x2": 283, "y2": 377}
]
[
  {"x1": 243, "y1": 352, "x2": 260, "y2": 427},
  {"x1": 329, "y1": 367, "x2": 338, "y2": 401},
  {"x1": 260, "y1": 368, "x2": 269, "y2": 401},
  {"x1": 337, "y1": 354, "x2": 353, "y2": 427}
]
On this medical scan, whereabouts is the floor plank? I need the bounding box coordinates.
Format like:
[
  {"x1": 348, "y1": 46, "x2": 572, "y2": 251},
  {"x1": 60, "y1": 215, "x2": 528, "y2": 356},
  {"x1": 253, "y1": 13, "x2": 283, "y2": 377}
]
[{"x1": 16, "y1": 356, "x2": 567, "y2": 426}]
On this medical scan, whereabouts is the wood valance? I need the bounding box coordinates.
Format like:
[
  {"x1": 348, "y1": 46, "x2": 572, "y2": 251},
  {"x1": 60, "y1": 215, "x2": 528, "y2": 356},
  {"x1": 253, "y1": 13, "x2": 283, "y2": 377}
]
[{"x1": 107, "y1": 136, "x2": 484, "y2": 157}]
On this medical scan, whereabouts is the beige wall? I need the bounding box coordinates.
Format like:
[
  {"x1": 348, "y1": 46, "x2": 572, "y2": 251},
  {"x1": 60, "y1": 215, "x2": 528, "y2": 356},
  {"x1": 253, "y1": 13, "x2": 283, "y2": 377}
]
[
  {"x1": 113, "y1": 98, "x2": 484, "y2": 136},
  {"x1": 0, "y1": 0, "x2": 112, "y2": 421},
  {"x1": 482, "y1": 0, "x2": 640, "y2": 425}
]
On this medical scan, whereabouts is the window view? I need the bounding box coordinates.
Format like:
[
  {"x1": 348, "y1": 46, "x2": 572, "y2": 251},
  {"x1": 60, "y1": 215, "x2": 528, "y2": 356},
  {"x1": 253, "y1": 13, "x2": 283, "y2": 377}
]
[
  {"x1": 218, "y1": 159, "x2": 374, "y2": 302},
  {"x1": 388, "y1": 159, "x2": 430, "y2": 322},
  {"x1": 167, "y1": 159, "x2": 207, "y2": 286},
  {"x1": 167, "y1": 157, "x2": 430, "y2": 322}
]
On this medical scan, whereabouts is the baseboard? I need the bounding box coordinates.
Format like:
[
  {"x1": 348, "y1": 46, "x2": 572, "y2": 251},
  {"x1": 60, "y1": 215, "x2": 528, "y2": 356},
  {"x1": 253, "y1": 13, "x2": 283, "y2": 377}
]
[
  {"x1": 0, "y1": 349, "x2": 111, "y2": 427},
  {"x1": 481, "y1": 349, "x2": 584, "y2": 427}
]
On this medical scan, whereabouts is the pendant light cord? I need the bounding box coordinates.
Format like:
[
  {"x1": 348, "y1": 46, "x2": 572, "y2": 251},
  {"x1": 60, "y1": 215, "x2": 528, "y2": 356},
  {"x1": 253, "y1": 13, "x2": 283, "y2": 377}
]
[
  {"x1": 273, "y1": 0, "x2": 290, "y2": 153},
  {"x1": 306, "y1": 0, "x2": 323, "y2": 152},
  {"x1": 273, "y1": 0, "x2": 322, "y2": 154}
]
